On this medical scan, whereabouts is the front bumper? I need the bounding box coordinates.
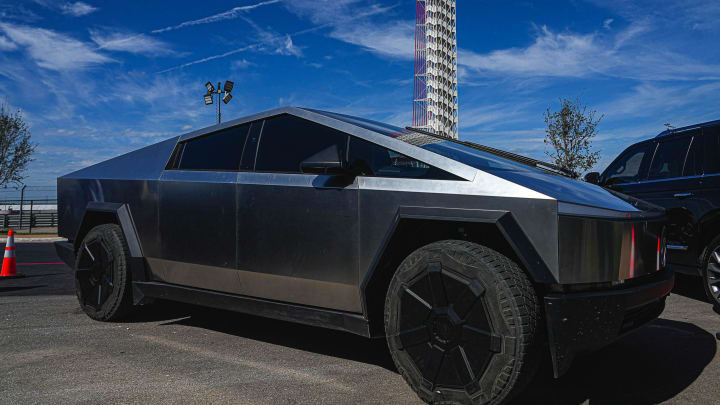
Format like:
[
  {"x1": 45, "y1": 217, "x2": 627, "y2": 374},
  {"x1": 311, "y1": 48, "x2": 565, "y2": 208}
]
[{"x1": 545, "y1": 269, "x2": 674, "y2": 377}]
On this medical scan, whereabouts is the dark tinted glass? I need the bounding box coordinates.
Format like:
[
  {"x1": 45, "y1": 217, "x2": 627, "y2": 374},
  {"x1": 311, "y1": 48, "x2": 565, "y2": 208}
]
[
  {"x1": 704, "y1": 125, "x2": 720, "y2": 175},
  {"x1": 604, "y1": 142, "x2": 654, "y2": 184},
  {"x1": 255, "y1": 115, "x2": 348, "y2": 173},
  {"x1": 175, "y1": 124, "x2": 249, "y2": 171},
  {"x1": 307, "y1": 108, "x2": 411, "y2": 138},
  {"x1": 348, "y1": 137, "x2": 461, "y2": 180},
  {"x1": 648, "y1": 136, "x2": 691, "y2": 180},
  {"x1": 240, "y1": 121, "x2": 263, "y2": 171},
  {"x1": 683, "y1": 132, "x2": 703, "y2": 176}
]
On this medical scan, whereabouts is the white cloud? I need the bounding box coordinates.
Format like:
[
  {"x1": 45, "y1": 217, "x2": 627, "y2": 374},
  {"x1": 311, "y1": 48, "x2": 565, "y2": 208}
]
[
  {"x1": 586, "y1": 0, "x2": 720, "y2": 31},
  {"x1": 231, "y1": 58, "x2": 255, "y2": 69},
  {"x1": 603, "y1": 18, "x2": 614, "y2": 30},
  {"x1": 61, "y1": 2, "x2": 98, "y2": 17},
  {"x1": 459, "y1": 26, "x2": 603, "y2": 78},
  {"x1": 459, "y1": 24, "x2": 720, "y2": 81},
  {"x1": 283, "y1": 1, "x2": 407, "y2": 59},
  {"x1": 89, "y1": 30, "x2": 173, "y2": 56},
  {"x1": 599, "y1": 82, "x2": 720, "y2": 118},
  {"x1": 157, "y1": 44, "x2": 257, "y2": 73},
  {"x1": 151, "y1": 0, "x2": 280, "y2": 33},
  {"x1": 0, "y1": 35, "x2": 17, "y2": 50},
  {"x1": 330, "y1": 20, "x2": 413, "y2": 59},
  {"x1": 240, "y1": 16, "x2": 303, "y2": 57},
  {"x1": 460, "y1": 102, "x2": 535, "y2": 129},
  {"x1": 277, "y1": 34, "x2": 302, "y2": 57},
  {"x1": 0, "y1": 23, "x2": 112, "y2": 71}
]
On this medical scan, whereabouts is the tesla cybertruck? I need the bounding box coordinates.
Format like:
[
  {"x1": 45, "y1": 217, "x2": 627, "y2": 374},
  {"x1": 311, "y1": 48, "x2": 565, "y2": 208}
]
[{"x1": 55, "y1": 107, "x2": 673, "y2": 405}]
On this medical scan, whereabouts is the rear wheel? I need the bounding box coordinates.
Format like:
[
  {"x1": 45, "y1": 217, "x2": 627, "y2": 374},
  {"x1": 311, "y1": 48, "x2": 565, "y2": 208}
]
[
  {"x1": 75, "y1": 224, "x2": 134, "y2": 321},
  {"x1": 384, "y1": 240, "x2": 541, "y2": 405},
  {"x1": 701, "y1": 235, "x2": 720, "y2": 310}
]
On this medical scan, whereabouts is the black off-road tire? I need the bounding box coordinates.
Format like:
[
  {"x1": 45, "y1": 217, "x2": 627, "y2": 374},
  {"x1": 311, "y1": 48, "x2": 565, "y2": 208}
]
[
  {"x1": 385, "y1": 240, "x2": 541, "y2": 405},
  {"x1": 700, "y1": 234, "x2": 720, "y2": 311},
  {"x1": 75, "y1": 224, "x2": 134, "y2": 321}
]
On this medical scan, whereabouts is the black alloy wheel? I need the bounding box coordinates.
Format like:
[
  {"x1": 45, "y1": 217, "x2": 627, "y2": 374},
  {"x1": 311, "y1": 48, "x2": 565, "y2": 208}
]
[
  {"x1": 702, "y1": 235, "x2": 720, "y2": 310},
  {"x1": 75, "y1": 224, "x2": 133, "y2": 321},
  {"x1": 385, "y1": 240, "x2": 541, "y2": 405}
]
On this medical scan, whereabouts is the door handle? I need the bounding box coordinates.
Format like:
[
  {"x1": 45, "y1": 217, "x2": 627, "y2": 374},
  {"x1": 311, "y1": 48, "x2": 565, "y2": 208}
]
[{"x1": 673, "y1": 192, "x2": 693, "y2": 199}]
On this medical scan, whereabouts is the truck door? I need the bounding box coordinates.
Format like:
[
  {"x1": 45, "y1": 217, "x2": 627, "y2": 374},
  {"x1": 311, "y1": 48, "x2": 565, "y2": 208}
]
[
  {"x1": 631, "y1": 132, "x2": 701, "y2": 270},
  {"x1": 155, "y1": 124, "x2": 249, "y2": 292},
  {"x1": 234, "y1": 115, "x2": 362, "y2": 313}
]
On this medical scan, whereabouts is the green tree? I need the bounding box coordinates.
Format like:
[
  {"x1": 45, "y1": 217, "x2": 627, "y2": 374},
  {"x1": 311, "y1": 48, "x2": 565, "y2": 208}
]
[
  {"x1": 0, "y1": 102, "x2": 36, "y2": 187},
  {"x1": 543, "y1": 97, "x2": 603, "y2": 178}
]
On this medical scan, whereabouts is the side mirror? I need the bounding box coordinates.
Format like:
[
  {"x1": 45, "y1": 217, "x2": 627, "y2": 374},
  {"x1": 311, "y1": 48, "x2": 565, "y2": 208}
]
[
  {"x1": 584, "y1": 171, "x2": 600, "y2": 184},
  {"x1": 300, "y1": 145, "x2": 351, "y2": 175}
]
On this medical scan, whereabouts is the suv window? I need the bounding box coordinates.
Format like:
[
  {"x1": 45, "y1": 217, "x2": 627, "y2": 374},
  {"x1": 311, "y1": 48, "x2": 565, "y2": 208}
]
[
  {"x1": 348, "y1": 136, "x2": 462, "y2": 180},
  {"x1": 683, "y1": 131, "x2": 703, "y2": 176},
  {"x1": 171, "y1": 124, "x2": 250, "y2": 171},
  {"x1": 648, "y1": 136, "x2": 692, "y2": 180},
  {"x1": 255, "y1": 115, "x2": 348, "y2": 173},
  {"x1": 704, "y1": 124, "x2": 720, "y2": 175},
  {"x1": 604, "y1": 142, "x2": 654, "y2": 185}
]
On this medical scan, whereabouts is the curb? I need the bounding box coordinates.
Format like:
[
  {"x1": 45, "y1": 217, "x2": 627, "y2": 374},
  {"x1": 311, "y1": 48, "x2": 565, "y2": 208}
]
[{"x1": 0, "y1": 237, "x2": 66, "y2": 243}]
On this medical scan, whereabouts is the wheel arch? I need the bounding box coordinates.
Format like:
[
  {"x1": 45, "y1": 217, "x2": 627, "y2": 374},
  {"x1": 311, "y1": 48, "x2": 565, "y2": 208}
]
[
  {"x1": 699, "y1": 209, "x2": 720, "y2": 258},
  {"x1": 74, "y1": 202, "x2": 150, "y2": 303},
  {"x1": 360, "y1": 206, "x2": 555, "y2": 337}
]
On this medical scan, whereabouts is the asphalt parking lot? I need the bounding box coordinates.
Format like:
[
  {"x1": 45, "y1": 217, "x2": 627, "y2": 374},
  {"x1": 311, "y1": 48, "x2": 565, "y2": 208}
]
[{"x1": 1, "y1": 243, "x2": 720, "y2": 404}]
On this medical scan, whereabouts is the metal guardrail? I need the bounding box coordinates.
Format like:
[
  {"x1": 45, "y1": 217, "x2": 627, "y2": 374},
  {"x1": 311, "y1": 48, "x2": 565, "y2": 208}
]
[{"x1": 0, "y1": 198, "x2": 58, "y2": 233}]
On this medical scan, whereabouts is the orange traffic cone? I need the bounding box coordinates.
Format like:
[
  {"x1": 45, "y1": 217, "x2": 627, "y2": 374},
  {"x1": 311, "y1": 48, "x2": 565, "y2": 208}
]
[{"x1": 0, "y1": 229, "x2": 23, "y2": 279}]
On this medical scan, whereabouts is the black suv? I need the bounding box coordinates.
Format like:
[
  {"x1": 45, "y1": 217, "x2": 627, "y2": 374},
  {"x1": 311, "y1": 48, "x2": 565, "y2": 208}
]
[{"x1": 587, "y1": 120, "x2": 720, "y2": 307}]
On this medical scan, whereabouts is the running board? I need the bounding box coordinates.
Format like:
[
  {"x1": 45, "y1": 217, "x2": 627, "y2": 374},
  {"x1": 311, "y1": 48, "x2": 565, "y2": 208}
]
[{"x1": 133, "y1": 281, "x2": 371, "y2": 337}]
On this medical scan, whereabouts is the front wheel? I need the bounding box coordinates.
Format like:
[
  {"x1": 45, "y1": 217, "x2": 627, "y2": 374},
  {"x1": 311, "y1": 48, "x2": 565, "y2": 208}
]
[
  {"x1": 384, "y1": 240, "x2": 541, "y2": 405},
  {"x1": 701, "y1": 235, "x2": 720, "y2": 310},
  {"x1": 75, "y1": 224, "x2": 134, "y2": 321}
]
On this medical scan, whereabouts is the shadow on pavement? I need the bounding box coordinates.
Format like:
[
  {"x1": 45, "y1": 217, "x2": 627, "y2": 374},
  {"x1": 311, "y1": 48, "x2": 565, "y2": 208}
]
[
  {"x1": 0, "y1": 285, "x2": 46, "y2": 293},
  {"x1": 672, "y1": 273, "x2": 710, "y2": 304},
  {"x1": 513, "y1": 318, "x2": 717, "y2": 405},
  {"x1": 150, "y1": 303, "x2": 397, "y2": 372},
  {"x1": 128, "y1": 301, "x2": 715, "y2": 403}
]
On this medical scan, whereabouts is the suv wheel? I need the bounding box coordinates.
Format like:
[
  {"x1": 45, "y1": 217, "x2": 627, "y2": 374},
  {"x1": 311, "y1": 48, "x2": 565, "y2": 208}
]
[
  {"x1": 384, "y1": 240, "x2": 541, "y2": 405},
  {"x1": 701, "y1": 235, "x2": 720, "y2": 310},
  {"x1": 75, "y1": 224, "x2": 134, "y2": 321}
]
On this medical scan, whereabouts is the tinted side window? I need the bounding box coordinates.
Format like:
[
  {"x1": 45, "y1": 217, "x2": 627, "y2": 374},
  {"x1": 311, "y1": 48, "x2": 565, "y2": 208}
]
[
  {"x1": 174, "y1": 124, "x2": 249, "y2": 171},
  {"x1": 348, "y1": 137, "x2": 462, "y2": 180},
  {"x1": 604, "y1": 143, "x2": 654, "y2": 185},
  {"x1": 648, "y1": 136, "x2": 691, "y2": 180},
  {"x1": 704, "y1": 125, "x2": 720, "y2": 175},
  {"x1": 683, "y1": 132, "x2": 703, "y2": 176},
  {"x1": 255, "y1": 115, "x2": 347, "y2": 173}
]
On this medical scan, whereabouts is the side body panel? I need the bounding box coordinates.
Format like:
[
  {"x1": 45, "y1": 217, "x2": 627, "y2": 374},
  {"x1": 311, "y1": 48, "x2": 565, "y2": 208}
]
[
  {"x1": 57, "y1": 136, "x2": 178, "y2": 259},
  {"x1": 235, "y1": 172, "x2": 361, "y2": 313},
  {"x1": 153, "y1": 170, "x2": 238, "y2": 291},
  {"x1": 357, "y1": 177, "x2": 559, "y2": 285}
]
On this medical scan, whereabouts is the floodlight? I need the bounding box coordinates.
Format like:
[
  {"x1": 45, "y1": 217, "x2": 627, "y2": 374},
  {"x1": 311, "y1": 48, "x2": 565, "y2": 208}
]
[
  {"x1": 223, "y1": 80, "x2": 234, "y2": 93},
  {"x1": 205, "y1": 81, "x2": 215, "y2": 93},
  {"x1": 204, "y1": 94, "x2": 213, "y2": 105},
  {"x1": 222, "y1": 93, "x2": 232, "y2": 104}
]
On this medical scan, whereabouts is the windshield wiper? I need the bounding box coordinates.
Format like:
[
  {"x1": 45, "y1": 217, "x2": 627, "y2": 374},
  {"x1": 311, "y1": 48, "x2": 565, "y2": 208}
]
[{"x1": 405, "y1": 126, "x2": 575, "y2": 177}]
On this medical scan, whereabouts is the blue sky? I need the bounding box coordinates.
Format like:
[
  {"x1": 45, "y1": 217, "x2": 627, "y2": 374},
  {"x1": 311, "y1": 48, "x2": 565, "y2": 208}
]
[{"x1": 1, "y1": 0, "x2": 719, "y2": 186}]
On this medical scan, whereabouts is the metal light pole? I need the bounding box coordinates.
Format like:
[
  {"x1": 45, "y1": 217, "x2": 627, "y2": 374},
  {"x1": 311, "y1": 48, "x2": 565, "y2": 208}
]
[{"x1": 204, "y1": 81, "x2": 234, "y2": 124}]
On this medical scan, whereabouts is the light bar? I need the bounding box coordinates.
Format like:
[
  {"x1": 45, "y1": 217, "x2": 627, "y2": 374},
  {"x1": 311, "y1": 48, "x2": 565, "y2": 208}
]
[
  {"x1": 223, "y1": 80, "x2": 234, "y2": 93},
  {"x1": 629, "y1": 225, "x2": 635, "y2": 278},
  {"x1": 205, "y1": 81, "x2": 215, "y2": 93},
  {"x1": 222, "y1": 93, "x2": 232, "y2": 104},
  {"x1": 204, "y1": 94, "x2": 213, "y2": 105}
]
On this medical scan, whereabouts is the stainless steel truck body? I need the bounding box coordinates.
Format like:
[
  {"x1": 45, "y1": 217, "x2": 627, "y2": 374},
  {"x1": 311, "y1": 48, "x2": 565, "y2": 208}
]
[{"x1": 55, "y1": 107, "x2": 673, "y2": 405}]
